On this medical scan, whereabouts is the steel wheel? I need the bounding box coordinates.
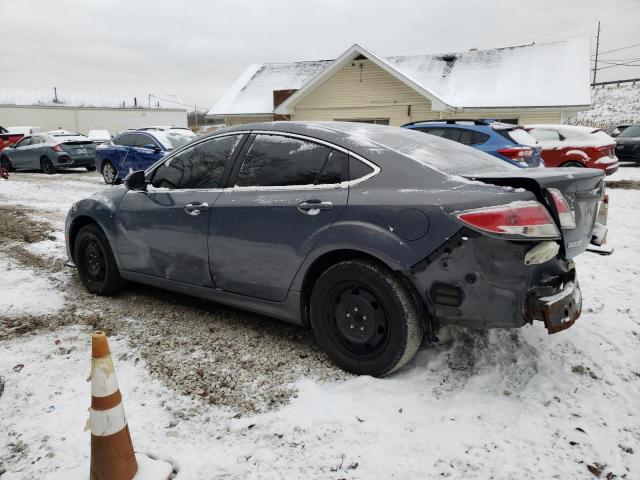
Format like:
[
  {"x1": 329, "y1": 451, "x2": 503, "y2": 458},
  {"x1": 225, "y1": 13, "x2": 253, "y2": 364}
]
[
  {"x1": 102, "y1": 161, "x2": 117, "y2": 184},
  {"x1": 328, "y1": 283, "x2": 389, "y2": 358},
  {"x1": 83, "y1": 238, "x2": 106, "y2": 283},
  {"x1": 310, "y1": 259, "x2": 423, "y2": 376}
]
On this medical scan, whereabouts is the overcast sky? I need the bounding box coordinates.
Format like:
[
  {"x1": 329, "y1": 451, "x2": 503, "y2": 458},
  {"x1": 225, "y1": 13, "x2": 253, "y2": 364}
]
[{"x1": 2, "y1": 0, "x2": 639, "y2": 111}]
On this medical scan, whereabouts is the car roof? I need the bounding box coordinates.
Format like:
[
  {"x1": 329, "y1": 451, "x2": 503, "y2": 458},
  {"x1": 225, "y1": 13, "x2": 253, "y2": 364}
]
[{"x1": 526, "y1": 124, "x2": 601, "y2": 135}]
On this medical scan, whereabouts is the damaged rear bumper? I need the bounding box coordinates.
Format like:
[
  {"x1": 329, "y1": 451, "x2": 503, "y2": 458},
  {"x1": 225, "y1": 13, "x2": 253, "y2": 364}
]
[{"x1": 526, "y1": 279, "x2": 582, "y2": 334}]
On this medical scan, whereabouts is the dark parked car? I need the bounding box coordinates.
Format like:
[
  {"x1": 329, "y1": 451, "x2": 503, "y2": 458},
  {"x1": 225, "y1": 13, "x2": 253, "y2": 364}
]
[
  {"x1": 96, "y1": 128, "x2": 196, "y2": 184},
  {"x1": 1, "y1": 132, "x2": 96, "y2": 173},
  {"x1": 66, "y1": 122, "x2": 604, "y2": 376},
  {"x1": 614, "y1": 124, "x2": 640, "y2": 163},
  {"x1": 402, "y1": 119, "x2": 543, "y2": 168}
]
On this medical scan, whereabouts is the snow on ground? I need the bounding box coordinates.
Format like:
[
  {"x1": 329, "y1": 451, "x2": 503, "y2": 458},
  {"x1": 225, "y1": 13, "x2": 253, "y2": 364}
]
[
  {"x1": 0, "y1": 258, "x2": 65, "y2": 317},
  {"x1": 1, "y1": 171, "x2": 639, "y2": 479},
  {"x1": 610, "y1": 162, "x2": 640, "y2": 182}
]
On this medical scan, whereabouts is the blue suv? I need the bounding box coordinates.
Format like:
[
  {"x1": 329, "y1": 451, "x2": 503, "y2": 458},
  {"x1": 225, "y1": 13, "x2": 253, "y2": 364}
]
[
  {"x1": 96, "y1": 128, "x2": 196, "y2": 184},
  {"x1": 402, "y1": 119, "x2": 543, "y2": 168}
]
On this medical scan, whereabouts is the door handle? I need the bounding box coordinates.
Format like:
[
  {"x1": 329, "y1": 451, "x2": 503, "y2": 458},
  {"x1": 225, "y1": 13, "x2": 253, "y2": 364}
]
[
  {"x1": 185, "y1": 202, "x2": 209, "y2": 216},
  {"x1": 297, "y1": 200, "x2": 333, "y2": 215}
]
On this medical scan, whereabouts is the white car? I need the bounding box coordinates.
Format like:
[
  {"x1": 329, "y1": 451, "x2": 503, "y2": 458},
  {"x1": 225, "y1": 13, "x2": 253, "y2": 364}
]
[{"x1": 87, "y1": 130, "x2": 112, "y2": 145}]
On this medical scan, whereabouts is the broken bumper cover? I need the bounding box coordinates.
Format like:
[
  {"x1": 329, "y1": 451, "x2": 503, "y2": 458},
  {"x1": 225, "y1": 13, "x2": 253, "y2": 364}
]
[{"x1": 526, "y1": 280, "x2": 582, "y2": 334}]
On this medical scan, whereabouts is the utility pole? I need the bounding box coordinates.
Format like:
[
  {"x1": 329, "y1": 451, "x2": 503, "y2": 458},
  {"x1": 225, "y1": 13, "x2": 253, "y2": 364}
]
[
  {"x1": 593, "y1": 21, "x2": 601, "y2": 86},
  {"x1": 194, "y1": 104, "x2": 198, "y2": 127},
  {"x1": 148, "y1": 94, "x2": 151, "y2": 109}
]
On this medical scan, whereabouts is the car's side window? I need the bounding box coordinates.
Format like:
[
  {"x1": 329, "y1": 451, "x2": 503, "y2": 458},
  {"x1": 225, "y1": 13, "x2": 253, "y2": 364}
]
[
  {"x1": 16, "y1": 137, "x2": 31, "y2": 147},
  {"x1": 115, "y1": 134, "x2": 137, "y2": 147},
  {"x1": 135, "y1": 134, "x2": 158, "y2": 149},
  {"x1": 348, "y1": 156, "x2": 374, "y2": 181},
  {"x1": 441, "y1": 128, "x2": 462, "y2": 142},
  {"x1": 316, "y1": 150, "x2": 346, "y2": 185},
  {"x1": 419, "y1": 128, "x2": 447, "y2": 138},
  {"x1": 529, "y1": 129, "x2": 560, "y2": 142},
  {"x1": 151, "y1": 135, "x2": 242, "y2": 189},
  {"x1": 235, "y1": 134, "x2": 329, "y2": 187},
  {"x1": 472, "y1": 131, "x2": 490, "y2": 145}
]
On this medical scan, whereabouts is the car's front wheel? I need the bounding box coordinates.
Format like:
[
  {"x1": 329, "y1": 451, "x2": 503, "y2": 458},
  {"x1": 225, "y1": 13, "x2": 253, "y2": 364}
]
[
  {"x1": 310, "y1": 259, "x2": 423, "y2": 376},
  {"x1": 101, "y1": 161, "x2": 117, "y2": 184},
  {"x1": 74, "y1": 224, "x2": 126, "y2": 295},
  {"x1": 40, "y1": 157, "x2": 56, "y2": 174}
]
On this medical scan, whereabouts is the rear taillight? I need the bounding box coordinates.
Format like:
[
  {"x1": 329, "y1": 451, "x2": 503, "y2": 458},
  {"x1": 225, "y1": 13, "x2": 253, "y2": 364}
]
[
  {"x1": 548, "y1": 189, "x2": 576, "y2": 229},
  {"x1": 498, "y1": 147, "x2": 533, "y2": 163},
  {"x1": 52, "y1": 144, "x2": 64, "y2": 152},
  {"x1": 456, "y1": 201, "x2": 560, "y2": 239}
]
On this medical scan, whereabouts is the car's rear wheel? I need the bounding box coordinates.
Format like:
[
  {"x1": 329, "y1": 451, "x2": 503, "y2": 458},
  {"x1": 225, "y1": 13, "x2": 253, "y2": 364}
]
[
  {"x1": 310, "y1": 259, "x2": 423, "y2": 376},
  {"x1": 101, "y1": 161, "x2": 117, "y2": 184},
  {"x1": 74, "y1": 224, "x2": 126, "y2": 295},
  {"x1": 0, "y1": 155, "x2": 13, "y2": 172},
  {"x1": 561, "y1": 161, "x2": 584, "y2": 168},
  {"x1": 86, "y1": 165, "x2": 96, "y2": 172},
  {"x1": 40, "y1": 157, "x2": 55, "y2": 174}
]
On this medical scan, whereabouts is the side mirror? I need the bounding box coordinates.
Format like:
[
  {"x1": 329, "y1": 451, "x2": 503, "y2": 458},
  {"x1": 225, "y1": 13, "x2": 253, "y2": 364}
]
[
  {"x1": 143, "y1": 143, "x2": 162, "y2": 153},
  {"x1": 124, "y1": 170, "x2": 147, "y2": 191}
]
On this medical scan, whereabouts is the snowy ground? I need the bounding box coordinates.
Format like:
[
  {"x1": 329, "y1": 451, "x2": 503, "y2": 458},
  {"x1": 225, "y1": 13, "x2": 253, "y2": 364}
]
[{"x1": 1, "y1": 166, "x2": 639, "y2": 479}]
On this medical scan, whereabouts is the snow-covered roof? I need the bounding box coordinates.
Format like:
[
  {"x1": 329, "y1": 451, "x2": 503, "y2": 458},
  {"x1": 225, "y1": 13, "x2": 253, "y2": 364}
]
[
  {"x1": 208, "y1": 61, "x2": 332, "y2": 116},
  {"x1": 0, "y1": 88, "x2": 187, "y2": 110},
  {"x1": 382, "y1": 39, "x2": 591, "y2": 109},
  {"x1": 211, "y1": 39, "x2": 591, "y2": 117}
]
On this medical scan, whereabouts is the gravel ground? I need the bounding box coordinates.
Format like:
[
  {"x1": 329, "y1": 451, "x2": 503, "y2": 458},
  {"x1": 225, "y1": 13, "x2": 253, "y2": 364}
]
[{"x1": 0, "y1": 204, "x2": 345, "y2": 413}]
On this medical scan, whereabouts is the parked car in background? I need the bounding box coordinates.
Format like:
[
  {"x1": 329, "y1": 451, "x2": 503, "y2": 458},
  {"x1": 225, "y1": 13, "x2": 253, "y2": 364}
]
[
  {"x1": 402, "y1": 120, "x2": 543, "y2": 168},
  {"x1": 0, "y1": 126, "x2": 26, "y2": 150},
  {"x1": 611, "y1": 125, "x2": 630, "y2": 137},
  {"x1": 67, "y1": 121, "x2": 604, "y2": 376},
  {"x1": 138, "y1": 126, "x2": 196, "y2": 136},
  {"x1": 525, "y1": 125, "x2": 618, "y2": 175},
  {"x1": 95, "y1": 128, "x2": 196, "y2": 184},
  {"x1": 613, "y1": 124, "x2": 640, "y2": 164},
  {"x1": 0, "y1": 132, "x2": 96, "y2": 173},
  {"x1": 87, "y1": 130, "x2": 112, "y2": 145}
]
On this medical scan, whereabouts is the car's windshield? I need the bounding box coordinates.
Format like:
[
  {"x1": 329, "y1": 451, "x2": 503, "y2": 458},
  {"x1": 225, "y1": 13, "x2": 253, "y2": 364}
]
[
  {"x1": 154, "y1": 131, "x2": 196, "y2": 150},
  {"x1": 334, "y1": 122, "x2": 517, "y2": 175},
  {"x1": 618, "y1": 125, "x2": 640, "y2": 138}
]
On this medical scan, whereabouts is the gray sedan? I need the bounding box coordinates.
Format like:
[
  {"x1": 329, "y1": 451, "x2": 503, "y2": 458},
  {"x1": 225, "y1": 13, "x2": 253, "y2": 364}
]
[{"x1": 0, "y1": 133, "x2": 96, "y2": 174}]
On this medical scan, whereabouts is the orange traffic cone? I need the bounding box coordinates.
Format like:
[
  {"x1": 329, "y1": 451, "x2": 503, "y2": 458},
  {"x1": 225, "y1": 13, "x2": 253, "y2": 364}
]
[{"x1": 87, "y1": 331, "x2": 138, "y2": 480}]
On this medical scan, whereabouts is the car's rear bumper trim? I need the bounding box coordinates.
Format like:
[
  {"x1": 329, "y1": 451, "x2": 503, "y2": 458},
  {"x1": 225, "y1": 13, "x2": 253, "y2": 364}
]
[{"x1": 526, "y1": 280, "x2": 582, "y2": 334}]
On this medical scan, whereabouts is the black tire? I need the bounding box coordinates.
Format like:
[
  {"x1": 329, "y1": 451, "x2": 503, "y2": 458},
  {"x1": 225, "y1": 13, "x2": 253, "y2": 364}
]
[
  {"x1": 561, "y1": 161, "x2": 584, "y2": 168},
  {"x1": 40, "y1": 157, "x2": 56, "y2": 174},
  {"x1": 101, "y1": 161, "x2": 117, "y2": 184},
  {"x1": 310, "y1": 259, "x2": 423, "y2": 376},
  {"x1": 74, "y1": 224, "x2": 126, "y2": 295},
  {"x1": 86, "y1": 165, "x2": 97, "y2": 172},
  {"x1": 0, "y1": 155, "x2": 13, "y2": 172}
]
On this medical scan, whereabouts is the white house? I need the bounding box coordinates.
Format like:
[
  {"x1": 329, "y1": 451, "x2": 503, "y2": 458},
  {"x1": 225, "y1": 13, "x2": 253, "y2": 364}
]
[
  {"x1": 208, "y1": 39, "x2": 591, "y2": 126},
  {"x1": 0, "y1": 88, "x2": 188, "y2": 134}
]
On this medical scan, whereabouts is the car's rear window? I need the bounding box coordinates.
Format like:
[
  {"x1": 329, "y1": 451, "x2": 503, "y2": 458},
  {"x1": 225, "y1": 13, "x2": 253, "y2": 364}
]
[
  {"x1": 154, "y1": 131, "x2": 195, "y2": 150},
  {"x1": 339, "y1": 124, "x2": 517, "y2": 175},
  {"x1": 618, "y1": 125, "x2": 640, "y2": 137},
  {"x1": 497, "y1": 127, "x2": 539, "y2": 147}
]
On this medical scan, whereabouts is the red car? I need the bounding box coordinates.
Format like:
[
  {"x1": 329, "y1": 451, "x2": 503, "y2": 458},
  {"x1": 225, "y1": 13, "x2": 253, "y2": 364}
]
[
  {"x1": 525, "y1": 124, "x2": 619, "y2": 175},
  {"x1": 0, "y1": 126, "x2": 25, "y2": 150}
]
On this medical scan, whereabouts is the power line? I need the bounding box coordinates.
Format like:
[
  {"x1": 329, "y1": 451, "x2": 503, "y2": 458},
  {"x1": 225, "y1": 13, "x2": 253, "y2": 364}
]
[{"x1": 592, "y1": 42, "x2": 640, "y2": 56}]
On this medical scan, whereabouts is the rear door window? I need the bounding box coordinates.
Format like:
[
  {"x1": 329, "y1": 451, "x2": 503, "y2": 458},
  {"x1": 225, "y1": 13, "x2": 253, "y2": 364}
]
[
  {"x1": 316, "y1": 150, "x2": 346, "y2": 185},
  {"x1": 151, "y1": 135, "x2": 242, "y2": 189},
  {"x1": 349, "y1": 156, "x2": 374, "y2": 181},
  {"x1": 235, "y1": 134, "x2": 329, "y2": 187}
]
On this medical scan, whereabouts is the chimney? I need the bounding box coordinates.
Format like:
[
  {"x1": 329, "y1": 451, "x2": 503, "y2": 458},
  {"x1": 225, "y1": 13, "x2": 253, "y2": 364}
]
[{"x1": 273, "y1": 89, "x2": 297, "y2": 121}]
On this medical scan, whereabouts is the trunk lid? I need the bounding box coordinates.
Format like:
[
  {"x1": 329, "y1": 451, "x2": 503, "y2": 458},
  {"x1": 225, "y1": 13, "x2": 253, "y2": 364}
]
[
  {"x1": 466, "y1": 168, "x2": 605, "y2": 258},
  {"x1": 61, "y1": 140, "x2": 95, "y2": 156}
]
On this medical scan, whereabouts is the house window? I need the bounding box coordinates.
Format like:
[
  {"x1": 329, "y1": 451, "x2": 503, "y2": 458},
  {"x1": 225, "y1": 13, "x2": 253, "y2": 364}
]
[{"x1": 338, "y1": 118, "x2": 390, "y2": 125}]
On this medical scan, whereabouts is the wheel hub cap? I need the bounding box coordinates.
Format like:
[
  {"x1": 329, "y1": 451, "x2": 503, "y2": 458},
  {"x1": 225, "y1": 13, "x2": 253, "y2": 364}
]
[{"x1": 334, "y1": 287, "x2": 386, "y2": 347}]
